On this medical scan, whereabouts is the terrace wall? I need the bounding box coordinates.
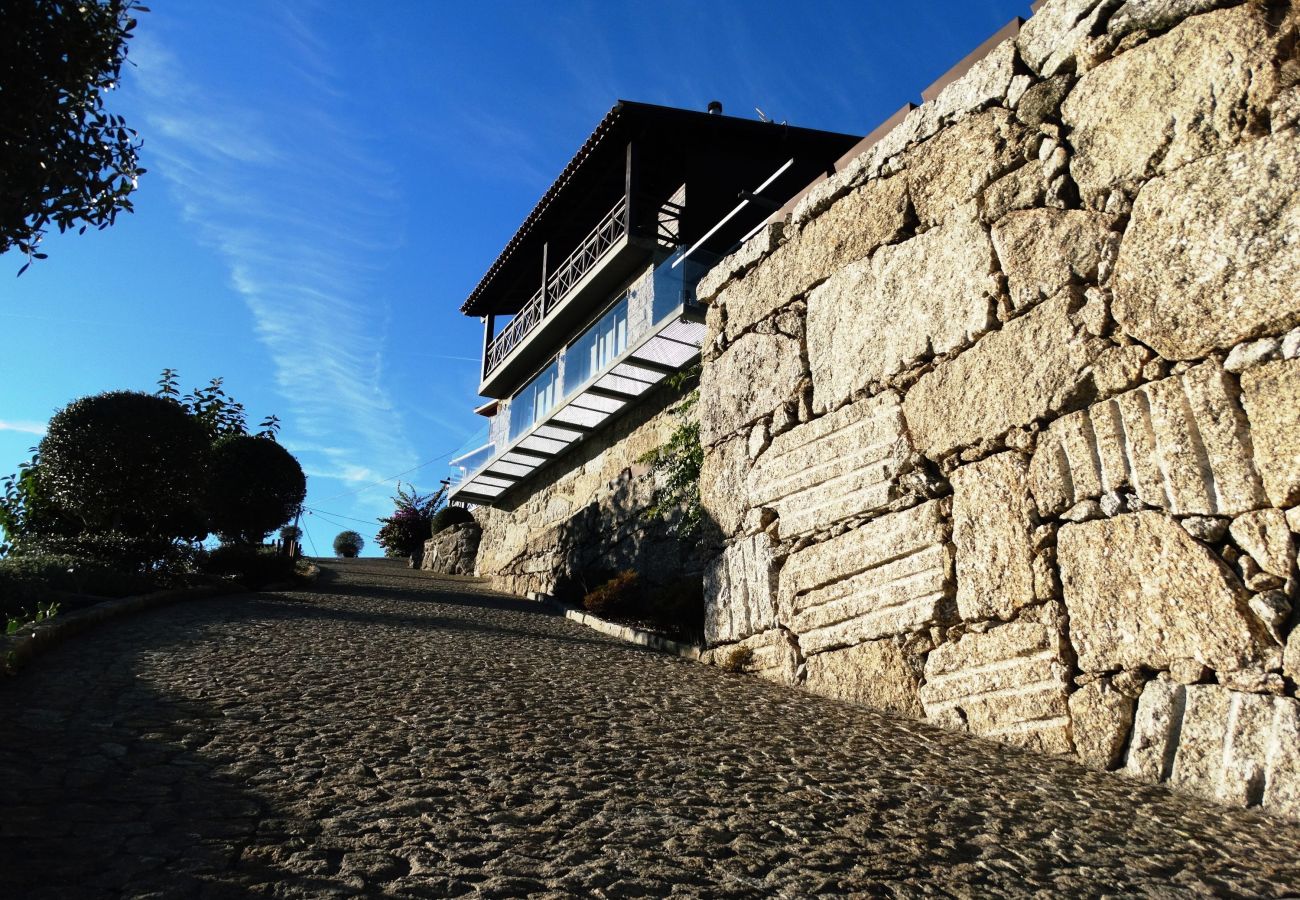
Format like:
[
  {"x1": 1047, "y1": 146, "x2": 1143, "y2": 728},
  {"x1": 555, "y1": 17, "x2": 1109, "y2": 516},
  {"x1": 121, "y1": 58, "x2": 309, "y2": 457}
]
[
  {"x1": 697, "y1": 0, "x2": 1300, "y2": 818},
  {"x1": 473, "y1": 380, "x2": 705, "y2": 604}
]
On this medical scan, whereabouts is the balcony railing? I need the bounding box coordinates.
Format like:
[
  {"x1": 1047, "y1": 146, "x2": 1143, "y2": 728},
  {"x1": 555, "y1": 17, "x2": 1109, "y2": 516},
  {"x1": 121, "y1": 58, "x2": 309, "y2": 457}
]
[{"x1": 484, "y1": 195, "x2": 629, "y2": 378}]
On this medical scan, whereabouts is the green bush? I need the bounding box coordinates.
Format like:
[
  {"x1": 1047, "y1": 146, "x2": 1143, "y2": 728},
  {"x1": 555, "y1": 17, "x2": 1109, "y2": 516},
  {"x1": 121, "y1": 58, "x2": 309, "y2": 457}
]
[
  {"x1": 0, "y1": 450, "x2": 80, "y2": 555},
  {"x1": 10, "y1": 530, "x2": 190, "y2": 576},
  {"x1": 430, "y1": 505, "x2": 474, "y2": 535},
  {"x1": 38, "y1": 391, "x2": 209, "y2": 540},
  {"x1": 198, "y1": 544, "x2": 297, "y2": 589},
  {"x1": 333, "y1": 530, "x2": 364, "y2": 558},
  {"x1": 206, "y1": 434, "x2": 306, "y2": 544},
  {"x1": 583, "y1": 569, "x2": 640, "y2": 617},
  {"x1": 0, "y1": 552, "x2": 155, "y2": 620},
  {"x1": 376, "y1": 483, "x2": 445, "y2": 558}
]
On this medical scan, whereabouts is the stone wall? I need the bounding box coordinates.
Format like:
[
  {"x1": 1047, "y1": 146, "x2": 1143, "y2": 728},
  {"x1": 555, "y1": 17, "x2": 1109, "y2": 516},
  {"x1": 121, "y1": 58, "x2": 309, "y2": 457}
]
[
  {"x1": 696, "y1": 0, "x2": 1300, "y2": 818},
  {"x1": 420, "y1": 522, "x2": 481, "y2": 576},
  {"x1": 474, "y1": 383, "x2": 705, "y2": 601}
]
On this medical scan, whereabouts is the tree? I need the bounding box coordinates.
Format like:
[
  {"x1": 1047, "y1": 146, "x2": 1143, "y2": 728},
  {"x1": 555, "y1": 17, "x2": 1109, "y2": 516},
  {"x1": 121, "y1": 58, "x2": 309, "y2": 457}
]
[
  {"x1": 206, "y1": 434, "x2": 306, "y2": 545},
  {"x1": 279, "y1": 525, "x2": 302, "y2": 544},
  {"x1": 0, "y1": 448, "x2": 80, "y2": 555},
  {"x1": 157, "y1": 369, "x2": 281, "y2": 441},
  {"x1": 333, "y1": 531, "x2": 364, "y2": 558},
  {"x1": 1, "y1": 0, "x2": 149, "y2": 272},
  {"x1": 375, "y1": 482, "x2": 445, "y2": 559},
  {"x1": 38, "y1": 391, "x2": 209, "y2": 539}
]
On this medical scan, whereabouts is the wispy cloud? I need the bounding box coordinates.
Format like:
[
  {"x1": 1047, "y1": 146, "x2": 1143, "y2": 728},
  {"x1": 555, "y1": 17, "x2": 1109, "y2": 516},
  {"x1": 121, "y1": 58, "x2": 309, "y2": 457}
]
[
  {"x1": 0, "y1": 420, "x2": 47, "y2": 436},
  {"x1": 126, "y1": 11, "x2": 419, "y2": 494}
]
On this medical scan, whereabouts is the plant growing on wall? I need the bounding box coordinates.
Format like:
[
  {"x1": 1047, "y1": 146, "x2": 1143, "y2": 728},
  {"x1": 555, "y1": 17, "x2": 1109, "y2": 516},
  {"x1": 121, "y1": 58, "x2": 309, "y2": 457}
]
[{"x1": 639, "y1": 366, "x2": 703, "y2": 537}]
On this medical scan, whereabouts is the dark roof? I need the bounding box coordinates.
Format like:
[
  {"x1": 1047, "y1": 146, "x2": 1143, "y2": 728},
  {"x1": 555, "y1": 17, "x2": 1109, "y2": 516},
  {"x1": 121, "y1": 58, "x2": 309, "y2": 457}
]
[{"x1": 460, "y1": 100, "x2": 860, "y2": 316}]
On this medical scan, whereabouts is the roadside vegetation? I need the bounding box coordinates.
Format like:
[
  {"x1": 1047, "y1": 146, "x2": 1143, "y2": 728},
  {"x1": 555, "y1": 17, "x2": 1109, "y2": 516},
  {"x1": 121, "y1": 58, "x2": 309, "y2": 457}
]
[
  {"x1": 374, "y1": 482, "x2": 446, "y2": 560},
  {"x1": 0, "y1": 370, "x2": 310, "y2": 631},
  {"x1": 332, "y1": 531, "x2": 365, "y2": 558}
]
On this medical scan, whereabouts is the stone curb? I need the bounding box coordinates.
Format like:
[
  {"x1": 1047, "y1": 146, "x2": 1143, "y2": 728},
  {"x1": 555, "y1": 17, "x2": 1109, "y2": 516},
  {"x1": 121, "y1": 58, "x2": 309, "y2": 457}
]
[
  {"x1": 528, "y1": 591, "x2": 702, "y2": 661},
  {"x1": 1, "y1": 585, "x2": 231, "y2": 677}
]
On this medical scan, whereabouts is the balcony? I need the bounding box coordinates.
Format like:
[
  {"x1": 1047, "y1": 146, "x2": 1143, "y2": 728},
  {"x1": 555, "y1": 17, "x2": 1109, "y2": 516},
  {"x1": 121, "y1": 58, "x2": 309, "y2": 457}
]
[
  {"x1": 450, "y1": 248, "x2": 711, "y2": 507},
  {"x1": 479, "y1": 195, "x2": 647, "y2": 398}
]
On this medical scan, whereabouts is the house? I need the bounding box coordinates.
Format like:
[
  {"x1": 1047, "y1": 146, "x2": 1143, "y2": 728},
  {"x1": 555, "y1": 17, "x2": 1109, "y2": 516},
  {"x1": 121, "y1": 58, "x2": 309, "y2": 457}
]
[{"x1": 444, "y1": 100, "x2": 860, "y2": 595}]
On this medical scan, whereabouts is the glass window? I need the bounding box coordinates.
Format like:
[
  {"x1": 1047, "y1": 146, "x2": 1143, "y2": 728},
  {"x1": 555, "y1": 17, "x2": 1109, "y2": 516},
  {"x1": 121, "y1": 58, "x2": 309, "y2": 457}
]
[
  {"x1": 509, "y1": 358, "x2": 560, "y2": 440},
  {"x1": 565, "y1": 294, "x2": 628, "y2": 393}
]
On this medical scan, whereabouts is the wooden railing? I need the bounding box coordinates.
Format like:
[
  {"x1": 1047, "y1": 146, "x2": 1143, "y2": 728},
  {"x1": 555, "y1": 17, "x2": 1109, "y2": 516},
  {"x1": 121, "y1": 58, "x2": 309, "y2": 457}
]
[{"x1": 484, "y1": 195, "x2": 628, "y2": 378}]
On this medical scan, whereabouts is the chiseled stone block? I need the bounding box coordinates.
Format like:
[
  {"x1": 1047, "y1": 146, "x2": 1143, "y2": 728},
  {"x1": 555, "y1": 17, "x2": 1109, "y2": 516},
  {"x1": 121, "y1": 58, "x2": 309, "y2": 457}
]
[
  {"x1": 990, "y1": 208, "x2": 1119, "y2": 312},
  {"x1": 703, "y1": 628, "x2": 800, "y2": 686},
  {"x1": 1058, "y1": 512, "x2": 1280, "y2": 676},
  {"x1": 718, "y1": 176, "x2": 911, "y2": 342},
  {"x1": 778, "y1": 501, "x2": 952, "y2": 654},
  {"x1": 1017, "y1": 0, "x2": 1112, "y2": 77},
  {"x1": 1112, "y1": 129, "x2": 1300, "y2": 360},
  {"x1": 1266, "y1": 700, "x2": 1300, "y2": 818},
  {"x1": 699, "y1": 321, "x2": 805, "y2": 449},
  {"x1": 1061, "y1": 4, "x2": 1276, "y2": 203},
  {"x1": 902, "y1": 288, "x2": 1109, "y2": 459},
  {"x1": 806, "y1": 217, "x2": 998, "y2": 413},
  {"x1": 924, "y1": 38, "x2": 1017, "y2": 128},
  {"x1": 747, "y1": 391, "x2": 915, "y2": 539},
  {"x1": 1126, "y1": 682, "x2": 1300, "y2": 817},
  {"x1": 1069, "y1": 679, "x2": 1136, "y2": 771},
  {"x1": 1029, "y1": 360, "x2": 1267, "y2": 518},
  {"x1": 1123, "y1": 680, "x2": 1185, "y2": 783},
  {"x1": 950, "y1": 451, "x2": 1039, "y2": 622},
  {"x1": 699, "y1": 433, "x2": 750, "y2": 539},
  {"x1": 804, "y1": 638, "x2": 924, "y2": 719},
  {"x1": 703, "y1": 532, "x2": 779, "y2": 646},
  {"x1": 1229, "y1": 509, "x2": 1296, "y2": 578},
  {"x1": 1241, "y1": 359, "x2": 1300, "y2": 508},
  {"x1": 901, "y1": 109, "x2": 1035, "y2": 227},
  {"x1": 919, "y1": 620, "x2": 1072, "y2": 754}
]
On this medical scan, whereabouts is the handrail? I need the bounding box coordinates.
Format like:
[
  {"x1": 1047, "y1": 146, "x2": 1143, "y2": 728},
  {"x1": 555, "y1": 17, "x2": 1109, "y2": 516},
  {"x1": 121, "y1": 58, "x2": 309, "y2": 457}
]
[{"x1": 483, "y1": 195, "x2": 629, "y2": 377}]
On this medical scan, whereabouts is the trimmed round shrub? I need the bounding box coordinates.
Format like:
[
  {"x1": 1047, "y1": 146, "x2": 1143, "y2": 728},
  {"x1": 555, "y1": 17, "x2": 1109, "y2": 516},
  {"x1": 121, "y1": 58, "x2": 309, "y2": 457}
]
[
  {"x1": 206, "y1": 435, "x2": 306, "y2": 544},
  {"x1": 333, "y1": 530, "x2": 364, "y2": 558},
  {"x1": 38, "y1": 391, "x2": 209, "y2": 539},
  {"x1": 430, "y1": 505, "x2": 474, "y2": 535}
]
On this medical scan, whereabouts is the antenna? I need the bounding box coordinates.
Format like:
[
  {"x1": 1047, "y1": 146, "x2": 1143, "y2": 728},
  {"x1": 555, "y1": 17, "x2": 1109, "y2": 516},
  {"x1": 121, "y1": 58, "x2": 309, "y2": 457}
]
[{"x1": 754, "y1": 106, "x2": 770, "y2": 123}]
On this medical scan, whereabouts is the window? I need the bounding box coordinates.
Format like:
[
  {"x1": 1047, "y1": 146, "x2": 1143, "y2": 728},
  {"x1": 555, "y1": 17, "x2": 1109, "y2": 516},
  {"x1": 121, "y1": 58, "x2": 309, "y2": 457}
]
[
  {"x1": 509, "y1": 358, "x2": 560, "y2": 440},
  {"x1": 565, "y1": 293, "x2": 628, "y2": 393}
]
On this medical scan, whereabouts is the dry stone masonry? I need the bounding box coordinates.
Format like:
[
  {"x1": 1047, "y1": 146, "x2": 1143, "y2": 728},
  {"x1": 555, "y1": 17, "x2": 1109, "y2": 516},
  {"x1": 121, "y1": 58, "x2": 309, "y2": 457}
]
[
  {"x1": 696, "y1": 0, "x2": 1300, "y2": 820},
  {"x1": 465, "y1": 382, "x2": 705, "y2": 602}
]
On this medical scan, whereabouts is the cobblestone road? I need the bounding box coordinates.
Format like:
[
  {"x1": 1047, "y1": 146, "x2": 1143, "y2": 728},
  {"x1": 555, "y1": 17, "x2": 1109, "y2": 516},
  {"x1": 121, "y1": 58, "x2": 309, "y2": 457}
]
[{"x1": 2, "y1": 559, "x2": 1300, "y2": 898}]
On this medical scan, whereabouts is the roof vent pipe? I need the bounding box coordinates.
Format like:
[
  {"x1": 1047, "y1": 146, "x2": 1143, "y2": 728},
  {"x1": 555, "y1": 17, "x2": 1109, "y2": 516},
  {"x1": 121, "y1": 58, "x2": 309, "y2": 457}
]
[{"x1": 707, "y1": 100, "x2": 723, "y2": 115}]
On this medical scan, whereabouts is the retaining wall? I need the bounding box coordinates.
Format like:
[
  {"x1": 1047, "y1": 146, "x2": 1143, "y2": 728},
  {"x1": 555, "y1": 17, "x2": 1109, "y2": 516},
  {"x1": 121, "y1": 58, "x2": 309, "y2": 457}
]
[
  {"x1": 697, "y1": 0, "x2": 1300, "y2": 818},
  {"x1": 473, "y1": 382, "x2": 704, "y2": 601}
]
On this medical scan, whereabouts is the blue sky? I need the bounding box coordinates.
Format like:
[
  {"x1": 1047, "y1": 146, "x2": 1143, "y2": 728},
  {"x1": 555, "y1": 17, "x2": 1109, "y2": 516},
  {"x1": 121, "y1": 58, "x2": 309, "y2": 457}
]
[{"x1": 0, "y1": 0, "x2": 1029, "y2": 556}]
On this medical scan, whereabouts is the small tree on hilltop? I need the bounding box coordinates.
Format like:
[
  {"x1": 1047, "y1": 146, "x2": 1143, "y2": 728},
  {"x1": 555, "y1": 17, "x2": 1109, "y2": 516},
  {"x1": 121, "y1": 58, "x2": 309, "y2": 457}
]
[
  {"x1": 206, "y1": 434, "x2": 306, "y2": 544},
  {"x1": 1, "y1": 0, "x2": 149, "y2": 272},
  {"x1": 375, "y1": 482, "x2": 445, "y2": 559},
  {"x1": 333, "y1": 530, "x2": 364, "y2": 558}
]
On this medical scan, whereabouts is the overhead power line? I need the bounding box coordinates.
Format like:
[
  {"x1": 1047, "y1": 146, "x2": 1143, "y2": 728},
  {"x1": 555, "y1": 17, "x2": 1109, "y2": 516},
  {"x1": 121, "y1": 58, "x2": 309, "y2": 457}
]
[
  {"x1": 311, "y1": 446, "x2": 460, "y2": 506},
  {"x1": 302, "y1": 506, "x2": 378, "y2": 526}
]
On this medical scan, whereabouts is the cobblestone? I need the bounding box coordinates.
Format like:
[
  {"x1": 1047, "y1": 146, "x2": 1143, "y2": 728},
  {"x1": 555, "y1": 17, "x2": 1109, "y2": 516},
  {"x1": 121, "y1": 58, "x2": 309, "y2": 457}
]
[{"x1": 2, "y1": 558, "x2": 1299, "y2": 897}]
